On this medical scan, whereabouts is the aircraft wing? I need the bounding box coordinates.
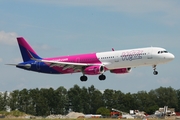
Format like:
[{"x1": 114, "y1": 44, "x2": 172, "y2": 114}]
[{"x1": 40, "y1": 60, "x2": 104, "y2": 71}]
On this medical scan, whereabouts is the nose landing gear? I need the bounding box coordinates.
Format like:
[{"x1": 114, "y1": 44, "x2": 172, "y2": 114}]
[{"x1": 153, "y1": 65, "x2": 158, "y2": 75}]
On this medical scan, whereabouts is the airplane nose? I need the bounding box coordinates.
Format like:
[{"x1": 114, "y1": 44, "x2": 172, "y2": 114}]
[{"x1": 168, "y1": 53, "x2": 175, "y2": 60}]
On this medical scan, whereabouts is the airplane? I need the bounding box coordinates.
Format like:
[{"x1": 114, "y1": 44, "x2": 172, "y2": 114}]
[{"x1": 7, "y1": 37, "x2": 174, "y2": 81}]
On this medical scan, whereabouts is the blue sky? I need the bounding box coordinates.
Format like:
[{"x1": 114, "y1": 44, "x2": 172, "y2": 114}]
[{"x1": 0, "y1": 0, "x2": 179, "y2": 93}]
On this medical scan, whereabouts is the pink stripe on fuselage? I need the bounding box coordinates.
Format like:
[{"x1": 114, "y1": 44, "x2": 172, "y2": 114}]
[{"x1": 43, "y1": 53, "x2": 101, "y2": 74}]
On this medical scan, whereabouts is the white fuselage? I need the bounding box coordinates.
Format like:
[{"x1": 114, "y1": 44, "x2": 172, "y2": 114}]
[{"x1": 97, "y1": 47, "x2": 174, "y2": 70}]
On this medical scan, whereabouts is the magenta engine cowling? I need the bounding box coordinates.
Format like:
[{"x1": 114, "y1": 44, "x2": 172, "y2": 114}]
[
  {"x1": 110, "y1": 68, "x2": 131, "y2": 74},
  {"x1": 83, "y1": 65, "x2": 105, "y2": 75}
]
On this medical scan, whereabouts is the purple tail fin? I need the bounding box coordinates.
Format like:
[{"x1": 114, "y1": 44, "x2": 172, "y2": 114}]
[{"x1": 17, "y1": 37, "x2": 41, "y2": 62}]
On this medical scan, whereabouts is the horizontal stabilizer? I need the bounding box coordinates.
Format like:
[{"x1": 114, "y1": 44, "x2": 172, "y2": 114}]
[
  {"x1": 5, "y1": 64, "x2": 17, "y2": 66},
  {"x1": 6, "y1": 63, "x2": 31, "y2": 68}
]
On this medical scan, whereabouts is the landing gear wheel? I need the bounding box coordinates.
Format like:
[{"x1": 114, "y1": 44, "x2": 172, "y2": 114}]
[
  {"x1": 99, "y1": 74, "x2": 106, "y2": 80},
  {"x1": 153, "y1": 71, "x2": 158, "y2": 75},
  {"x1": 80, "y1": 75, "x2": 88, "y2": 81}
]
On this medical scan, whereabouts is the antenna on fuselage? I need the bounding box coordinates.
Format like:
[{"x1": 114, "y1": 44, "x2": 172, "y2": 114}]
[{"x1": 112, "y1": 48, "x2": 115, "y2": 51}]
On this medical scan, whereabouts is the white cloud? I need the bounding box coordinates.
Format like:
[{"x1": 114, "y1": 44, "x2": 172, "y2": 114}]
[{"x1": 0, "y1": 31, "x2": 18, "y2": 45}]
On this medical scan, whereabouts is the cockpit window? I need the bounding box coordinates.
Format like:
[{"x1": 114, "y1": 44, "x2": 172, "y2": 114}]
[{"x1": 158, "y1": 51, "x2": 168, "y2": 54}]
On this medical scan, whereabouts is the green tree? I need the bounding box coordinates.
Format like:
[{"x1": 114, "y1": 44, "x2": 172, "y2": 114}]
[
  {"x1": 112, "y1": 90, "x2": 125, "y2": 111},
  {"x1": 9, "y1": 90, "x2": 20, "y2": 111},
  {"x1": 88, "y1": 85, "x2": 103, "y2": 114},
  {"x1": 38, "y1": 88, "x2": 54, "y2": 116},
  {"x1": 149, "y1": 87, "x2": 178, "y2": 108},
  {"x1": 18, "y1": 89, "x2": 30, "y2": 113},
  {"x1": 68, "y1": 85, "x2": 83, "y2": 112},
  {"x1": 96, "y1": 107, "x2": 110, "y2": 116},
  {"x1": 80, "y1": 87, "x2": 90, "y2": 114},
  {"x1": 6, "y1": 86, "x2": 180, "y2": 116},
  {"x1": 103, "y1": 89, "x2": 125, "y2": 110},
  {"x1": 55, "y1": 86, "x2": 68, "y2": 114},
  {"x1": 120, "y1": 92, "x2": 134, "y2": 112},
  {"x1": 103, "y1": 89, "x2": 115, "y2": 109},
  {"x1": 132, "y1": 91, "x2": 159, "y2": 114},
  {"x1": 146, "y1": 105, "x2": 159, "y2": 114},
  {"x1": 133, "y1": 91, "x2": 152, "y2": 111},
  {"x1": 176, "y1": 89, "x2": 180, "y2": 111},
  {"x1": 28, "y1": 88, "x2": 40, "y2": 116},
  {"x1": 0, "y1": 91, "x2": 8, "y2": 111}
]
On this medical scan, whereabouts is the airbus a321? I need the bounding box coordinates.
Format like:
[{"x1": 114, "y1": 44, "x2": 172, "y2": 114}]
[{"x1": 8, "y1": 37, "x2": 175, "y2": 81}]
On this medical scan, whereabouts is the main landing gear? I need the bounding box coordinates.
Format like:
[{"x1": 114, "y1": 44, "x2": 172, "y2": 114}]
[
  {"x1": 99, "y1": 74, "x2": 106, "y2": 80},
  {"x1": 80, "y1": 74, "x2": 106, "y2": 82},
  {"x1": 80, "y1": 75, "x2": 88, "y2": 82},
  {"x1": 153, "y1": 65, "x2": 158, "y2": 75}
]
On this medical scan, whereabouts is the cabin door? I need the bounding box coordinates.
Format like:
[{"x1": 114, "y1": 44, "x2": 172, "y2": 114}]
[
  {"x1": 36, "y1": 62, "x2": 41, "y2": 70},
  {"x1": 147, "y1": 48, "x2": 153, "y2": 59},
  {"x1": 115, "y1": 55, "x2": 119, "y2": 62}
]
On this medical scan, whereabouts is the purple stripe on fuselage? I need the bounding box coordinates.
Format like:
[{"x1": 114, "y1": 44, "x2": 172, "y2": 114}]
[{"x1": 43, "y1": 53, "x2": 101, "y2": 74}]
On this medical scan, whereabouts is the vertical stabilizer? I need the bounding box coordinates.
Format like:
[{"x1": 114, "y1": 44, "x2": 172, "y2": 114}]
[{"x1": 17, "y1": 37, "x2": 41, "y2": 62}]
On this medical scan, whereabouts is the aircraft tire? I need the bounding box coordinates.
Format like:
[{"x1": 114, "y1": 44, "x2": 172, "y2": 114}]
[
  {"x1": 99, "y1": 74, "x2": 106, "y2": 80},
  {"x1": 153, "y1": 71, "x2": 158, "y2": 75},
  {"x1": 80, "y1": 75, "x2": 87, "y2": 81}
]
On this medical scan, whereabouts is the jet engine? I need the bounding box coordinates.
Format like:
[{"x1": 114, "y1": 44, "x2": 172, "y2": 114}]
[
  {"x1": 83, "y1": 65, "x2": 105, "y2": 75},
  {"x1": 110, "y1": 68, "x2": 131, "y2": 74}
]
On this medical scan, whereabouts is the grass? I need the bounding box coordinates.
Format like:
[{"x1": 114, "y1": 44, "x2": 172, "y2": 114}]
[{"x1": 0, "y1": 110, "x2": 26, "y2": 117}]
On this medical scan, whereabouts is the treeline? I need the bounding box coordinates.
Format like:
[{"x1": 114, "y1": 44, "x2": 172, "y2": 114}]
[{"x1": 0, "y1": 85, "x2": 180, "y2": 116}]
